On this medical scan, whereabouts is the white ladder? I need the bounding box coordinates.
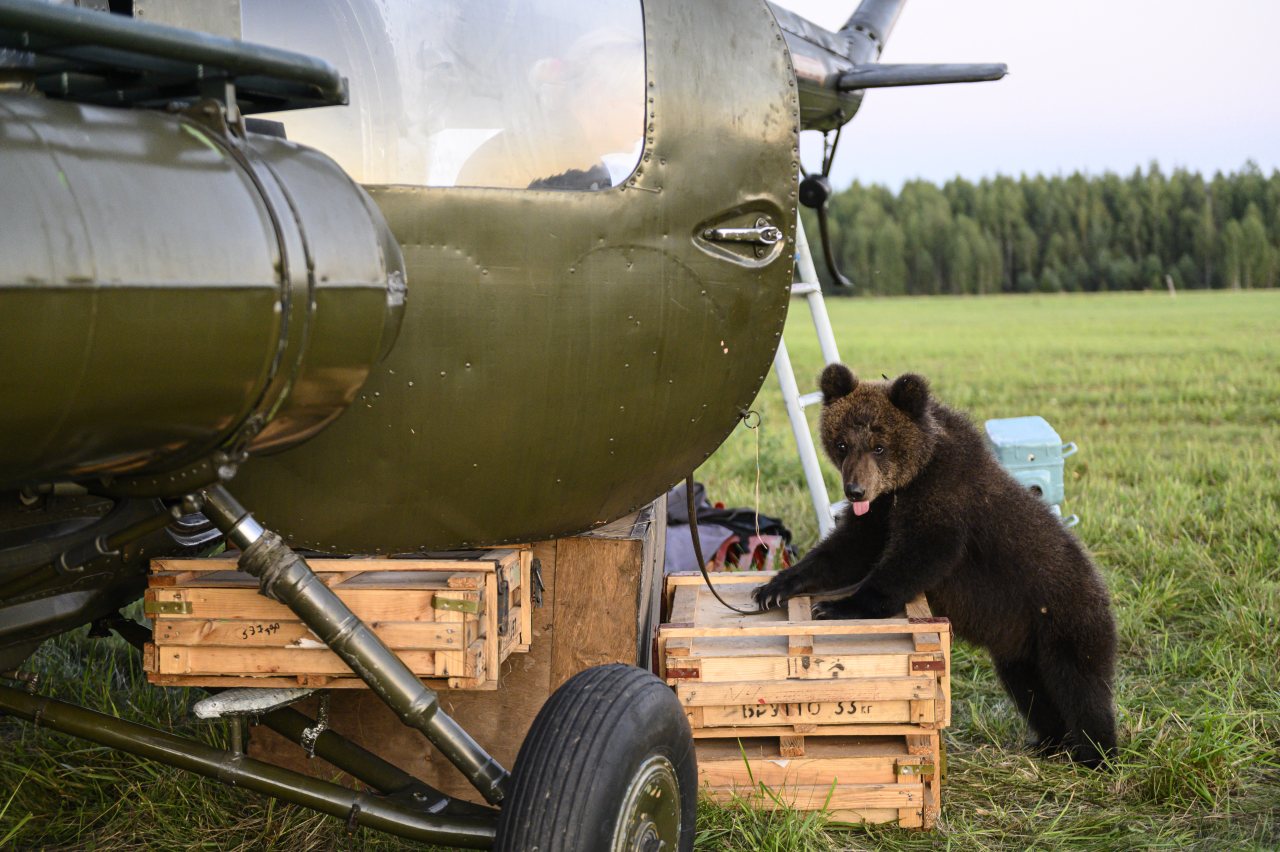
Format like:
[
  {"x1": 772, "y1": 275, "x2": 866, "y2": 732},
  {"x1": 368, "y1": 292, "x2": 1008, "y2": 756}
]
[{"x1": 773, "y1": 217, "x2": 843, "y2": 538}]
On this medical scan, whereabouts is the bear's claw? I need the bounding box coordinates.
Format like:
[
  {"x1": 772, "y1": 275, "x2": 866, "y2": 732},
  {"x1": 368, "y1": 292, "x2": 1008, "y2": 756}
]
[
  {"x1": 812, "y1": 599, "x2": 852, "y2": 620},
  {"x1": 751, "y1": 578, "x2": 793, "y2": 611}
]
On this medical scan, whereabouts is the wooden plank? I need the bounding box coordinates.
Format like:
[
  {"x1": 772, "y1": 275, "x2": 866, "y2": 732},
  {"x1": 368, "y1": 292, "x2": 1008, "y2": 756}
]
[
  {"x1": 150, "y1": 555, "x2": 513, "y2": 574},
  {"x1": 659, "y1": 619, "x2": 948, "y2": 639},
  {"x1": 480, "y1": 561, "x2": 500, "y2": 679},
  {"x1": 550, "y1": 536, "x2": 643, "y2": 691},
  {"x1": 152, "y1": 619, "x2": 473, "y2": 650},
  {"x1": 677, "y1": 677, "x2": 935, "y2": 706},
  {"x1": 147, "y1": 588, "x2": 444, "y2": 622},
  {"x1": 694, "y1": 700, "x2": 915, "y2": 728},
  {"x1": 665, "y1": 571, "x2": 770, "y2": 586},
  {"x1": 634, "y1": 497, "x2": 665, "y2": 671},
  {"x1": 150, "y1": 570, "x2": 255, "y2": 588},
  {"x1": 687, "y1": 653, "x2": 910, "y2": 682},
  {"x1": 701, "y1": 783, "x2": 923, "y2": 811},
  {"x1": 663, "y1": 584, "x2": 698, "y2": 658},
  {"x1": 830, "y1": 808, "x2": 916, "y2": 827},
  {"x1": 155, "y1": 645, "x2": 445, "y2": 676},
  {"x1": 150, "y1": 673, "x2": 357, "y2": 688},
  {"x1": 433, "y1": 591, "x2": 476, "y2": 678},
  {"x1": 146, "y1": 672, "x2": 485, "y2": 690},
  {"x1": 696, "y1": 736, "x2": 907, "y2": 786},
  {"x1": 778, "y1": 735, "x2": 805, "y2": 758},
  {"x1": 518, "y1": 548, "x2": 533, "y2": 651},
  {"x1": 905, "y1": 732, "x2": 941, "y2": 829},
  {"x1": 448, "y1": 639, "x2": 489, "y2": 689},
  {"x1": 148, "y1": 568, "x2": 481, "y2": 591},
  {"x1": 148, "y1": 570, "x2": 199, "y2": 587},
  {"x1": 674, "y1": 632, "x2": 917, "y2": 663},
  {"x1": 499, "y1": 605, "x2": 523, "y2": 659},
  {"x1": 909, "y1": 695, "x2": 938, "y2": 726},
  {"x1": 701, "y1": 752, "x2": 902, "y2": 787},
  {"x1": 904, "y1": 594, "x2": 942, "y2": 651},
  {"x1": 941, "y1": 628, "x2": 952, "y2": 727},
  {"x1": 691, "y1": 723, "x2": 933, "y2": 739},
  {"x1": 787, "y1": 596, "x2": 813, "y2": 656}
]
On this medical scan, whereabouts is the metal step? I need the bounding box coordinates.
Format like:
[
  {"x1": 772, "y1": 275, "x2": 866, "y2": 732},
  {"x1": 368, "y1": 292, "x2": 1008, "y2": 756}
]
[
  {"x1": 192, "y1": 687, "x2": 318, "y2": 719},
  {"x1": 798, "y1": 390, "x2": 824, "y2": 408}
]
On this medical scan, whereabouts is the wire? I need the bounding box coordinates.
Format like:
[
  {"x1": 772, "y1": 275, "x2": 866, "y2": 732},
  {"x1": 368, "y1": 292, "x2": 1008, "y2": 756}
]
[{"x1": 685, "y1": 475, "x2": 759, "y2": 615}]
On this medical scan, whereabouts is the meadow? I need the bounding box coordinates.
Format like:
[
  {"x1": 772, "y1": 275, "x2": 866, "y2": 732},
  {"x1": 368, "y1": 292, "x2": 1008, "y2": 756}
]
[{"x1": 2, "y1": 290, "x2": 1278, "y2": 850}]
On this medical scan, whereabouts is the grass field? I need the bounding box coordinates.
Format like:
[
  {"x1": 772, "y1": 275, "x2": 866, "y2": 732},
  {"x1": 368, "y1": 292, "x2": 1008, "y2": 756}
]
[{"x1": 3, "y1": 290, "x2": 1278, "y2": 850}]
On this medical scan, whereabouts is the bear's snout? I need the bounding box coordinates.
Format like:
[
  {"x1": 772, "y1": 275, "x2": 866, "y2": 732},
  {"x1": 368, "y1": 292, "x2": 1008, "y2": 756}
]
[{"x1": 844, "y1": 482, "x2": 866, "y2": 501}]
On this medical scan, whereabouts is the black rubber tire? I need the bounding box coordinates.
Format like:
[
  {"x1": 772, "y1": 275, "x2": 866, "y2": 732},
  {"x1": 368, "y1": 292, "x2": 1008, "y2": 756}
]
[{"x1": 494, "y1": 663, "x2": 697, "y2": 852}]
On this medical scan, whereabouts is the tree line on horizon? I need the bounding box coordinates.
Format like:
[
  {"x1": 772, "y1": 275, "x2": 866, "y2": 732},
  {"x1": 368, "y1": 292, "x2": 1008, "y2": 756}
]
[{"x1": 809, "y1": 162, "x2": 1280, "y2": 296}]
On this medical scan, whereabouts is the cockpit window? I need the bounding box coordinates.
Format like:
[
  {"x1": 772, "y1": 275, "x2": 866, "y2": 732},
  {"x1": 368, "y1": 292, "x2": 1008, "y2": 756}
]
[{"x1": 241, "y1": 0, "x2": 645, "y2": 190}]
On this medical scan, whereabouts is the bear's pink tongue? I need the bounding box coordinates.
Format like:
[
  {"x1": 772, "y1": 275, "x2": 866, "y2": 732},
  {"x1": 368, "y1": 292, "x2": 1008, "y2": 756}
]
[{"x1": 852, "y1": 501, "x2": 871, "y2": 516}]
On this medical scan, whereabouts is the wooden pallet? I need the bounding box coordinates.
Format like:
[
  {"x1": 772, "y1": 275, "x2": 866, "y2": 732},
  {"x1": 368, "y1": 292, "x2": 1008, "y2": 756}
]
[
  {"x1": 144, "y1": 549, "x2": 531, "y2": 690},
  {"x1": 659, "y1": 571, "x2": 951, "y2": 743},
  {"x1": 695, "y1": 730, "x2": 942, "y2": 829}
]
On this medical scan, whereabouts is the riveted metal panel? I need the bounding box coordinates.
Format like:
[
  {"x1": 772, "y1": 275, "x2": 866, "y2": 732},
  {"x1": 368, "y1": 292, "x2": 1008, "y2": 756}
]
[{"x1": 235, "y1": 0, "x2": 799, "y2": 551}]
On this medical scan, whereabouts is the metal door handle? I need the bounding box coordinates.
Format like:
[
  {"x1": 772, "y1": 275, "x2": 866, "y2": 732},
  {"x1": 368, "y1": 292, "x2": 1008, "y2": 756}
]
[{"x1": 702, "y1": 217, "x2": 783, "y2": 246}]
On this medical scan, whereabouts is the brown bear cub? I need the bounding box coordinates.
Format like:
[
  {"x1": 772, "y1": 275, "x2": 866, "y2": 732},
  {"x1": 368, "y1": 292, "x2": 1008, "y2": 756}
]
[{"x1": 753, "y1": 365, "x2": 1117, "y2": 768}]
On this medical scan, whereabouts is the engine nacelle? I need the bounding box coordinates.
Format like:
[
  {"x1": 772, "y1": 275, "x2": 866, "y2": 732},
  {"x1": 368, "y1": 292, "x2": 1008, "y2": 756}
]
[{"x1": 0, "y1": 94, "x2": 405, "y2": 493}]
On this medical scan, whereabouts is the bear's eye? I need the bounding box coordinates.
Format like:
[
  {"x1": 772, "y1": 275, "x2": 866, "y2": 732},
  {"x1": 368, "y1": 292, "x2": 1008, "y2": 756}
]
[
  {"x1": 835, "y1": 440, "x2": 849, "y2": 455},
  {"x1": 874, "y1": 445, "x2": 885, "y2": 455}
]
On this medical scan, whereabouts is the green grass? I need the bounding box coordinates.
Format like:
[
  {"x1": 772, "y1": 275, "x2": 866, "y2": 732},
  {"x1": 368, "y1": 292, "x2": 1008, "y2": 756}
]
[{"x1": 3, "y1": 290, "x2": 1279, "y2": 850}]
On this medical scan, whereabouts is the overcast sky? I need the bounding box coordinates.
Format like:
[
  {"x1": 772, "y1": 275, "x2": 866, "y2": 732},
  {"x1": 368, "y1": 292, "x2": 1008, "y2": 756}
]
[{"x1": 771, "y1": 0, "x2": 1280, "y2": 191}]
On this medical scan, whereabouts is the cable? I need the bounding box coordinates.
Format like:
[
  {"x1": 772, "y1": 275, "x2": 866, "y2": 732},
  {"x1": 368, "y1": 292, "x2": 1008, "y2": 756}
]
[{"x1": 685, "y1": 475, "x2": 759, "y2": 615}]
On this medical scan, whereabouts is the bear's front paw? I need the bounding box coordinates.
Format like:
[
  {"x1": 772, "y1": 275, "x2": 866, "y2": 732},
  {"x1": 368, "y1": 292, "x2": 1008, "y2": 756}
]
[
  {"x1": 813, "y1": 591, "x2": 892, "y2": 620},
  {"x1": 812, "y1": 598, "x2": 862, "y2": 620},
  {"x1": 752, "y1": 573, "x2": 799, "y2": 611}
]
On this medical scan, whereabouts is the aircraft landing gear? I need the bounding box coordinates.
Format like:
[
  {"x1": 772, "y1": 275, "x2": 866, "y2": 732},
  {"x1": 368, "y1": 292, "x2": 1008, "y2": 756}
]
[{"x1": 496, "y1": 664, "x2": 696, "y2": 852}]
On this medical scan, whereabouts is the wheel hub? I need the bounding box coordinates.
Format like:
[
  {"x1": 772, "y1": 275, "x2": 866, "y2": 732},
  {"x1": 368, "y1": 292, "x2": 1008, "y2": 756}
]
[{"x1": 611, "y1": 754, "x2": 681, "y2": 852}]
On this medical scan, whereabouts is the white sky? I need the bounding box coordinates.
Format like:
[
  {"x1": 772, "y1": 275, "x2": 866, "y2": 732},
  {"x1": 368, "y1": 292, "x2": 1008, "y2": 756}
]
[{"x1": 771, "y1": 0, "x2": 1280, "y2": 190}]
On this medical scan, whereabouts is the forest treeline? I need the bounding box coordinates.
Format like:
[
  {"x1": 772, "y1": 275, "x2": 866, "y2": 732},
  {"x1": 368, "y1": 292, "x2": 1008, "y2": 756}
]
[{"x1": 809, "y1": 162, "x2": 1280, "y2": 295}]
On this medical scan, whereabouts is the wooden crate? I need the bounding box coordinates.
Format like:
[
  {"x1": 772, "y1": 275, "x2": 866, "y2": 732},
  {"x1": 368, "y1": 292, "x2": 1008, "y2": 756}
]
[
  {"x1": 696, "y1": 731, "x2": 942, "y2": 829},
  {"x1": 659, "y1": 572, "x2": 950, "y2": 740},
  {"x1": 144, "y1": 549, "x2": 531, "y2": 690}
]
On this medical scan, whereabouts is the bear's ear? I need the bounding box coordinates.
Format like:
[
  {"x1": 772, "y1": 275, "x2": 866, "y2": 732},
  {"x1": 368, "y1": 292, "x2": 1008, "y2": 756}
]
[
  {"x1": 889, "y1": 373, "x2": 930, "y2": 420},
  {"x1": 820, "y1": 364, "x2": 857, "y2": 404}
]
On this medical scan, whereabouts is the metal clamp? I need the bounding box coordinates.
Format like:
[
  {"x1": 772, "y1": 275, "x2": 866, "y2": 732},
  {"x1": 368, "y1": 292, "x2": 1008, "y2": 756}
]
[
  {"x1": 300, "y1": 692, "x2": 330, "y2": 759},
  {"x1": 496, "y1": 572, "x2": 509, "y2": 637},
  {"x1": 531, "y1": 558, "x2": 545, "y2": 608},
  {"x1": 0, "y1": 670, "x2": 40, "y2": 694}
]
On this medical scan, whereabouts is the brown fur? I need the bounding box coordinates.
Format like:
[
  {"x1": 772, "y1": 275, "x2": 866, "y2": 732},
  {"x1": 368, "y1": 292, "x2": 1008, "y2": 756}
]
[{"x1": 754, "y1": 365, "x2": 1118, "y2": 767}]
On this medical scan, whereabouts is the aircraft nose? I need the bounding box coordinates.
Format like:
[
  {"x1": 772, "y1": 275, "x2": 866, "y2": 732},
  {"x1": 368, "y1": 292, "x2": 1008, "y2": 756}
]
[{"x1": 845, "y1": 483, "x2": 865, "y2": 501}]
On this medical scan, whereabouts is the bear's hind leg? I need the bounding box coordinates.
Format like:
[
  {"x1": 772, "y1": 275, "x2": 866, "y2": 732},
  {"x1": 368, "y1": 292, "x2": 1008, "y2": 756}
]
[
  {"x1": 994, "y1": 656, "x2": 1069, "y2": 753},
  {"x1": 1034, "y1": 642, "x2": 1117, "y2": 769}
]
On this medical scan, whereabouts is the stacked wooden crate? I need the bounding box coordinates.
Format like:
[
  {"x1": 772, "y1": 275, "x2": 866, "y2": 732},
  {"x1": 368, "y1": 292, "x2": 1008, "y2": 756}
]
[
  {"x1": 658, "y1": 571, "x2": 950, "y2": 829},
  {"x1": 144, "y1": 549, "x2": 531, "y2": 690}
]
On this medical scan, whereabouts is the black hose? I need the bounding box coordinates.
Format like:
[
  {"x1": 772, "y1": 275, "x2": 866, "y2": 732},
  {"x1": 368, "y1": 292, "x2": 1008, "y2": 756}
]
[
  {"x1": 815, "y1": 203, "x2": 855, "y2": 289},
  {"x1": 685, "y1": 476, "x2": 759, "y2": 615}
]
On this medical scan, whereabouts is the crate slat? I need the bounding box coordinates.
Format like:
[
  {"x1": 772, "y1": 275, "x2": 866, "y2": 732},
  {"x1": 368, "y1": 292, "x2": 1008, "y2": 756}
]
[
  {"x1": 153, "y1": 619, "x2": 474, "y2": 650},
  {"x1": 677, "y1": 676, "x2": 936, "y2": 706}
]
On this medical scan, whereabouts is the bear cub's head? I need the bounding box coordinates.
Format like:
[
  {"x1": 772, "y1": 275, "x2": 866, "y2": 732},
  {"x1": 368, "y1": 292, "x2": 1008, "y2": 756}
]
[{"x1": 818, "y1": 364, "x2": 937, "y2": 516}]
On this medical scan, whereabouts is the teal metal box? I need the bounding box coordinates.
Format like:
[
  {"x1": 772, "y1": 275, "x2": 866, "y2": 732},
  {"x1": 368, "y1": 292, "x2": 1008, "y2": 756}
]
[{"x1": 983, "y1": 416, "x2": 1077, "y2": 507}]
